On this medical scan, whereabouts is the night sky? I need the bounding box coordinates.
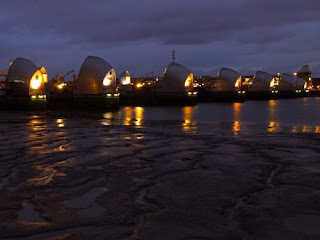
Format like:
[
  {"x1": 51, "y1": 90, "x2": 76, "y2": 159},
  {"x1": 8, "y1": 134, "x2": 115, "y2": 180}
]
[{"x1": 1, "y1": 0, "x2": 320, "y2": 79}]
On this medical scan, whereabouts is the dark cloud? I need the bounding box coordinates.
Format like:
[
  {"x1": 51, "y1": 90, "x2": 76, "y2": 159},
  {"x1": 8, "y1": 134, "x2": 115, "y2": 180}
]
[{"x1": 1, "y1": 0, "x2": 320, "y2": 77}]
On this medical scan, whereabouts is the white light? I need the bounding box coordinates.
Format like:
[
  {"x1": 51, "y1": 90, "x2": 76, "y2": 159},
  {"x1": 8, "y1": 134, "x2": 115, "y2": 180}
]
[
  {"x1": 30, "y1": 75, "x2": 42, "y2": 90},
  {"x1": 270, "y1": 78, "x2": 275, "y2": 88},
  {"x1": 125, "y1": 76, "x2": 131, "y2": 85},
  {"x1": 31, "y1": 95, "x2": 46, "y2": 99},
  {"x1": 103, "y1": 70, "x2": 115, "y2": 87},
  {"x1": 103, "y1": 78, "x2": 111, "y2": 86},
  {"x1": 184, "y1": 73, "x2": 193, "y2": 88}
]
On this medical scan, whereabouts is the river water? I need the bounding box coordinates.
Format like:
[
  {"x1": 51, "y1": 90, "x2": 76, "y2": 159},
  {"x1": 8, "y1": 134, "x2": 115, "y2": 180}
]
[
  {"x1": 100, "y1": 97, "x2": 320, "y2": 134},
  {"x1": 1, "y1": 97, "x2": 320, "y2": 134},
  {"x1": 1, "y1": 97, "x2": 320, "y2": 239}
]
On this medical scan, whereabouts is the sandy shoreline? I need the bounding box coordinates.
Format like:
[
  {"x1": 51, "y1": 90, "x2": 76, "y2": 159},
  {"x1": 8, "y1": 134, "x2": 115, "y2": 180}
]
[{"x1": 1, "y1": 117, "x2": 320, "y2": 239}]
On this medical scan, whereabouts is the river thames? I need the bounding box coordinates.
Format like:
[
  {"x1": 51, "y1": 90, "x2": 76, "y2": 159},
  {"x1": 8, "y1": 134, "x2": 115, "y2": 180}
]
[
  {"x1": 1, "y1": 98, "x2": 320, "y2": 239},
  {"x1": 103, "y1": 97, "x2": 320, "y2": 133}
]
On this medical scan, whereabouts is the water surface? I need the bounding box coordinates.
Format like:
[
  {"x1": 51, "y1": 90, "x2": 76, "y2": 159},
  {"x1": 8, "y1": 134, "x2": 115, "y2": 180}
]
[{"x1": 101, "y1": 98, "x2": 320, "y2": 133}]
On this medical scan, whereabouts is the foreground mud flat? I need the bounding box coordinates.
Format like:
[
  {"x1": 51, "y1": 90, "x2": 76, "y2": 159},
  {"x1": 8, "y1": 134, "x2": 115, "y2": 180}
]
[{"x1": 1, "y1": 114, "x2": 320, "y2": 239}]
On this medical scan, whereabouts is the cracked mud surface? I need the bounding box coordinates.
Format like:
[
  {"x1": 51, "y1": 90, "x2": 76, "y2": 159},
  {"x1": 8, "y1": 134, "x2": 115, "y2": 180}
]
[{"x1": 1, "y1": 114, "x2": 320, "y2": 239}]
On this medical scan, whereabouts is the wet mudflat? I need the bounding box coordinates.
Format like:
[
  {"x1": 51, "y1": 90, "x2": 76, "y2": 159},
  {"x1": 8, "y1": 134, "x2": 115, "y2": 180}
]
[{"x1": 1, "y1": 114, "x2": 320, "y2": 239}]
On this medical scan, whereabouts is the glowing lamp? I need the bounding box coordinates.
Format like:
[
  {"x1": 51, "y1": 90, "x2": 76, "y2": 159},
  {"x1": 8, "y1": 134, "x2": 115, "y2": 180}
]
[
  {"x1": 57, "y1": 83, "x2": 66, "y2": 90},
  {"x1": 270, "y1": 78, "x2": 275, "y2": 88},
  {"x1": 125, "y1": 76, "x2": 130, "y2": 85},
  {"x1": 184, "y1": 74, "x2": 193, "y2": 88},
  {"x1": 103, "y1": 78, "x2": 112, "y2": 87},
  {"x1": 103, "y1": 70, "x2": 115, "y2": 88},
  {"x1": 30, "y1": 75, "x2": 42, "y2": 90},
  {"x1": 136, "y1": 83, "x2": 144, "y2": 88},
  {"x1": 185, "y1": 79, "x2": 191, "y2": 87},
  {"x1": 235, "y1": 78, "x2": 241, "y2": 89}
]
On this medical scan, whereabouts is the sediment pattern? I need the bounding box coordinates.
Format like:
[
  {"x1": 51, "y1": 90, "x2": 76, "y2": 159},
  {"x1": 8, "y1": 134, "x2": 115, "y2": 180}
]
[{"x1": 1, "y1": 115, "x2": 320, "y2": 239}]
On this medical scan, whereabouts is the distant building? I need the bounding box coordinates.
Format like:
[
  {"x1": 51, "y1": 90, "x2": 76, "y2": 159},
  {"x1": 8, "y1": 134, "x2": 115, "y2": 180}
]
[
  {"x1": 214, "y1": 68, "x2": 242, "y2": 92},
  {"x1": 118, "y1": 71, "x2": 131, "y2": 86},
  {"x1": 6, "y1": 58, "x2": 47, "y2": 97},
  {"x1": 295, "y1": 65, "x2": 312, "y2": 89},
  {"x1": 74, "y1": 56, "x2": 116, "y2": 95},
  {"x1": 157, "y1": 62, "x2": 194, "y2": 94},
  {"x1": 278, "y1": 73, "x2": 306, "y2": 97},
  {"x1": 73, "y1": 56, "x2": 119, "y2": 109}
]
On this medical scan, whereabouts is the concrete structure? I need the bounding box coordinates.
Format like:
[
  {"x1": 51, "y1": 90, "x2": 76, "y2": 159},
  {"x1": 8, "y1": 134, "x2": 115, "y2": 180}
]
[
  {"x1": 246, "y1": 71, "x2": 278, "y2": 99},
  {"x1": 118, "y1": 71, "x2": 131, "y2": 86},
  {"x1": 74, "y1": 56, "x2": 116, "y2": 95},
  {"x1": 0, "y1": 58, "x2": 47, "y2": 110},
  {"x1": 6, "y1": 58, "x2": 47, "y2": 97},
  {"x1": 278, "y1": 73, "x2": 306, "y2": 97},
  {"x1": 158, "y1": 62, "x2": 194, "y2": 94},
  {"x1": 215, "y1": 68, "x2": 242, "y2": 91},
  {"x1": 73, "y1": 56, "x2": 119, "y2": 109},
  {"x1": 157, "y1": 62, "x2": 196, "y2": 105},
  {"x1": 196, "y1": 67, "x2": 245, "y2": 102},
  {"x1": 295, "y1": 65, "x2": 312, "y2": 89}
]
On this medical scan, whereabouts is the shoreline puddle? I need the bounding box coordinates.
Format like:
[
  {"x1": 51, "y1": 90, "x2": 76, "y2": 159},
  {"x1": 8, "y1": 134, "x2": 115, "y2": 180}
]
[
  {"x1": 18, "y1": 200, "x2": 47, "y2": 223},
  {"x1": 68, "y1": 187, "x2": 108, "y2": 218}
]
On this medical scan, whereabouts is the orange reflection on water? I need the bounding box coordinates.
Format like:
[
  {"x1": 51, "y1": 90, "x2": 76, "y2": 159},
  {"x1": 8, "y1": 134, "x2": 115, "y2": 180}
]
[
  {"x1": 291, "y1": 126, "x2": 298, "y2": 133},
  {"x1": 233, "y1": 103, "x2": 242, "y2": 122},
  {"x1": 122, "y1": 106, "x2": 133, "y2": 125},
  {"x1": 26, "y1": 118, "x2": 69, "y2": 186},
  {"x1": 268, "y1": 100, "x2": 277, "y2": 121},
  {"x1": 291, "y1": 125, "x2": 314, "y2": 133},
  {"x1": 134, "y1": 107, "x2": 144, "y2": 126},
  {"x1": 29, "y1": 119, "x2": 45, "y2": 131},
  {"x1": 232, "y1": 103, "x2": 242, "y2": 134},
  {"x1": 101, "y1": 112, "x2": 121, "y2": 125},
  {"x1": 27, "y1": 118, "x2": 47, "y2": 143},
  {"x1": 182, "y1": 106, "x2": 197, "y2": 132},
  {"x1": 232, "y1": 121, "x2": 241, "y2": 134},
  {"x1": 302, "y1": 125, "x2": 312, "y2": 133},
  {"x1": 267, "y1": 121, "x2": 280, "y2": 132},
  {"x1": 56, "y1": 119, "x2": 65, "y2": 128},
  {"x1": 122, "y1": 106, "x2": 144, "y2": 126},
  {"x1": 28, "y1": 159, "x2": 69, "y2": 186}
]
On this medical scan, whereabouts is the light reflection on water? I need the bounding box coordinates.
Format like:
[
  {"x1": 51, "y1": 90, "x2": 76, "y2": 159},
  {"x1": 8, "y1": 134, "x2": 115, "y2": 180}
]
[
  {"x1": 56, "y1": 118, "x2": 65, "y2": 128},
  {"x1": 100, "y1": 98, "x2": 320, "y2": 133},
  {"x1": 26, "y1": 117, "x2": 70, "y2": 186},
  {"x1": 182, "y1": 106, "x2": 197, "y2": 133}
]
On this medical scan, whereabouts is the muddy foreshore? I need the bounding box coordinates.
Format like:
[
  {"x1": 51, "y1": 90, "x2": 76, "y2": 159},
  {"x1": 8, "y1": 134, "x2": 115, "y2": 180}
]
[{"x1": 1, "y1": 114, "x2": 320, "y2": 239}]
